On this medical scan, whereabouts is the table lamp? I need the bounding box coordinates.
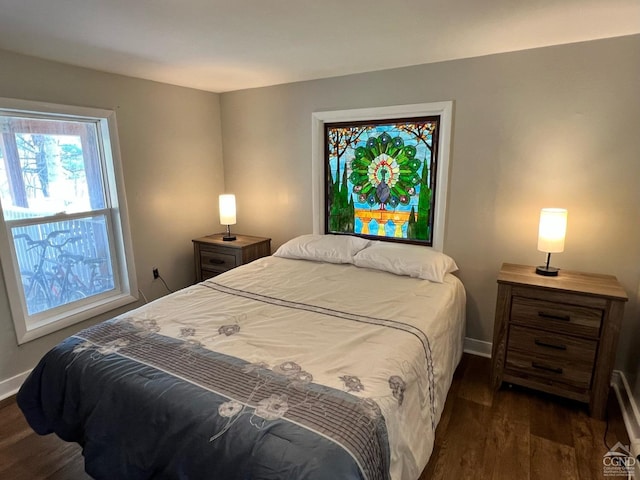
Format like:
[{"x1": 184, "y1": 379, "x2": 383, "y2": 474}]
[
  {"x1": 535, "y1": 208, "x2": 567, "y2": 276},
  {"x1": 219, "y1": 194, "x2": 237, "y2": 241}
]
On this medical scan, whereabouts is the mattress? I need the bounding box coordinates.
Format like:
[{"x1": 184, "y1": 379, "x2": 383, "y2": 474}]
[{"x1": 18, "y1": 255, "x2": 466, "y2": 480}]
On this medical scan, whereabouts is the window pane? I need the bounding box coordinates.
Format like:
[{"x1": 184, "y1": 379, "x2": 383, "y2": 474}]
[
  {"x1": 0, "y1": 116, "x2": 106, "y2": 218},
  {"x1": 12, "y1": 216, "x2": 115, "y2": 315}
]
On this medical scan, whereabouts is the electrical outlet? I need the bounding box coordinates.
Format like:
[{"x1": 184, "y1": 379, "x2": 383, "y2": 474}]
[{"x1": 152, "y1": 267, "x2": 159, "y2": 279}]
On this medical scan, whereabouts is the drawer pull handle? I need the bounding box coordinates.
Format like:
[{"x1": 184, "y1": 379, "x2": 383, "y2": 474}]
[
  {"x1": 208, "y1": 259, "x2": 225, "y2": 265},
  {"x1": 538, "y1": 311, "x2": 570, "y2": 322},
  {"x1": 532, "y1": 362, "x2": 563, "y2": 374},
  {"x1": 534, "y1": 339, "x2": 567, "y2": 350}
]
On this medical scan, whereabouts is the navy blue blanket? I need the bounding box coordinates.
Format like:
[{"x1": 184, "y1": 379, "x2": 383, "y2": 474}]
[{"x1": 18, "y1": 318, "x2": 390, "y2": 480}]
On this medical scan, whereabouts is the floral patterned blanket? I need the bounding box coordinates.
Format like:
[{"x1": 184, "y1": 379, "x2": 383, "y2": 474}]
[{"x1": 18, "y1": 256, "x2": 466, "y2": 480}]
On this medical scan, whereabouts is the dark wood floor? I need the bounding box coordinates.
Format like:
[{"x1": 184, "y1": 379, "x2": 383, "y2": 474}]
[
  {"x1": 0, "y1": 354, "x2": 629, "y2": 479},
  {"x1": 421, "y1": 354, "x2": 629, "y2": 480}
]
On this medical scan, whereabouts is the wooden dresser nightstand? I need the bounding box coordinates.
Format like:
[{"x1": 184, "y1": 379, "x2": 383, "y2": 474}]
[
  {"x1": 192, "y1": 234, "x2": 271, "y2": 282},
  {"x1": 491, "y1": 263, "x2": 628, "y2": 419}
]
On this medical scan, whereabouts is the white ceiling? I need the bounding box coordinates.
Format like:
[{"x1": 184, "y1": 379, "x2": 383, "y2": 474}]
[{"x1": 0, "y1": 0, "x2": 638, "y2": 93}]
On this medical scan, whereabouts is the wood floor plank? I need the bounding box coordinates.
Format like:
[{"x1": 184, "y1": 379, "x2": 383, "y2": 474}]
[
  {"x1": 425, "y1": 396, "x2": 492, "y2": 480},
  {"x1": 0, "y1": 394, "x2": 17, "y2": 410},
  {"x1": 0, "y1": 430, "x2": 70, "y2": 477},
  {"x1": 481, "y1": 403, "x2": 531, "y2": 480},
  {"x1": 5, "y1": 438, "x2": 80, "y2": 480},
  {"x1": 530, "y1": 434, "x2": 580, "y2": 480},
  {"x1": 572, "y1": 409, "x2": 608, "y2": 480},
  {"x1": 0, "y1": 401, "x2": 33, "y2": 450},
  {"x1": 529, "y1": 392, "x2": 578, "y2": 447},
  {"x1": 457, "y1": 354, "x2": 494, "y2": 407},
  {"x1": 420, "y1": 440, "x2": 445, "y2": 480},
  {"x1": 571, "y1": 393, "x2": 630, "y2": 480},
  {"x1": 491, "y1": 384, "x2": 531, "y2": 426}
]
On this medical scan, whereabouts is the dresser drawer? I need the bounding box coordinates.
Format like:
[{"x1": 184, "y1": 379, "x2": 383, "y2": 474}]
[
  {"x1": 200, "y1": 249, "x2": 237, "y2": 274},
  {"x1": 511, "y1": 296, "x2": 602, "y2": 338},
  {"x1": 508, "y1": 325, "x2": 597, "y2": 365},
  {"x1": 505, "y1": 349, "x2": 594, "y2": 389}
]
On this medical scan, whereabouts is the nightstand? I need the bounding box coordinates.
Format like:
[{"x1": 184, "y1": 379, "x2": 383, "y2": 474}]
[
  {"x1": 491, "y1": 263, "x2": 628, "y2": 419},
  {"x1": 192, "y1": 233, "x2": 271, "y2": 282}
]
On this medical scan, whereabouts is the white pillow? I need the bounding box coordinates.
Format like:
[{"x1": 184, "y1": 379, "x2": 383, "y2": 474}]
[
  {"x1": 273, "y1": 234, "x2": 371, "y2": 264},
  {"x1": 353, "y1": 241, "x2": 458, "y2": 282}
]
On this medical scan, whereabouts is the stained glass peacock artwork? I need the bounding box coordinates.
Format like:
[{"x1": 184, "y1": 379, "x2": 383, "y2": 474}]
[{"x1": 326, "y1": 117, "x2": 439, "y2": 243}]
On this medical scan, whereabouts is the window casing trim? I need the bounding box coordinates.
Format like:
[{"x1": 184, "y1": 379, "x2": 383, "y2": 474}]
[{"x1": 0, "y1": 97, "x2": 138, "y2": 344}]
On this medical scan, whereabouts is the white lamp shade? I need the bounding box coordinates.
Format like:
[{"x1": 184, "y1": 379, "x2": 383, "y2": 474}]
[
  {"x1": 219, "y1": 194, "x2": 237, "y2": 225},
  {"x1": 537, "y1": 208, "x2": 567, "y2": 253}
]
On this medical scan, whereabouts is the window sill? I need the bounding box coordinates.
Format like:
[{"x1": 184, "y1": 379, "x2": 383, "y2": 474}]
[{"x1": 17, "y1": 292, "x2": 139, "y2": 344}]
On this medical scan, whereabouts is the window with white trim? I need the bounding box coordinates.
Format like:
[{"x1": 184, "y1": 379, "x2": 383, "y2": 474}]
[{"x1": 0, "y1": 98, "x2": 137, "y2": 344}]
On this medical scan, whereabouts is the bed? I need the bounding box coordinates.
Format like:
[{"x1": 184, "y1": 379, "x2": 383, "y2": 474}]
[{"x1": 18, "y1": 235, "x2": 466, "y2": 480}]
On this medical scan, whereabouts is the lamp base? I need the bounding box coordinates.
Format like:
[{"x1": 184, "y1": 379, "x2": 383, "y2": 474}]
[
  {"x1": 222, "y1": 224, "x2": 236, "y2": 241},
  {"x1": 536, "y1": 265, "x2": 559, "y2": 276}
]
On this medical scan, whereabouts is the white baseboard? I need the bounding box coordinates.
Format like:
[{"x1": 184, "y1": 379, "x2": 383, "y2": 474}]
[
  {"x1": 611, "y1": 370, "x2": 640, "y2": 476},
  {"x1": 463, "y1": 337, "x2": 492, "y2": 358},
  {"x1": 0, "y1": 369, "x2": 32, "y2": 402}
]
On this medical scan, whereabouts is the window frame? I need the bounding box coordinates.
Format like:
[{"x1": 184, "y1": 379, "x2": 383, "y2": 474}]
[
  {"x1": 311, "y1": 101, "x2": 453, "y2": 251},
  {"x1": 0, "y1": 97, "x2": 138, "y2": 344}
]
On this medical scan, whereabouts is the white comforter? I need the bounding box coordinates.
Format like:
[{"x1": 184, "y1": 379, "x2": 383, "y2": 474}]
[{"x1": 128, "y1": 255, "x2": 466, "y2": 480}]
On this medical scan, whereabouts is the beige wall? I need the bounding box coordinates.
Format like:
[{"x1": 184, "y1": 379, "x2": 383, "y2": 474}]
[
  {"x1": 0, "y1": 49, "x2": 225, "y2": 382},
  {"x1": 220, "y1": 35, "x2": 640, "y2": 375}
]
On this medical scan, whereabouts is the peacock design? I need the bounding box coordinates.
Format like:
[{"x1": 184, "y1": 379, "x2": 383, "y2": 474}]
[
  {"x1": 349, "y1": 132, "x2": 421, "y2": 210},
  {"x1": 326, "y1": 119, "x2": 438, "y2": 242}
]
